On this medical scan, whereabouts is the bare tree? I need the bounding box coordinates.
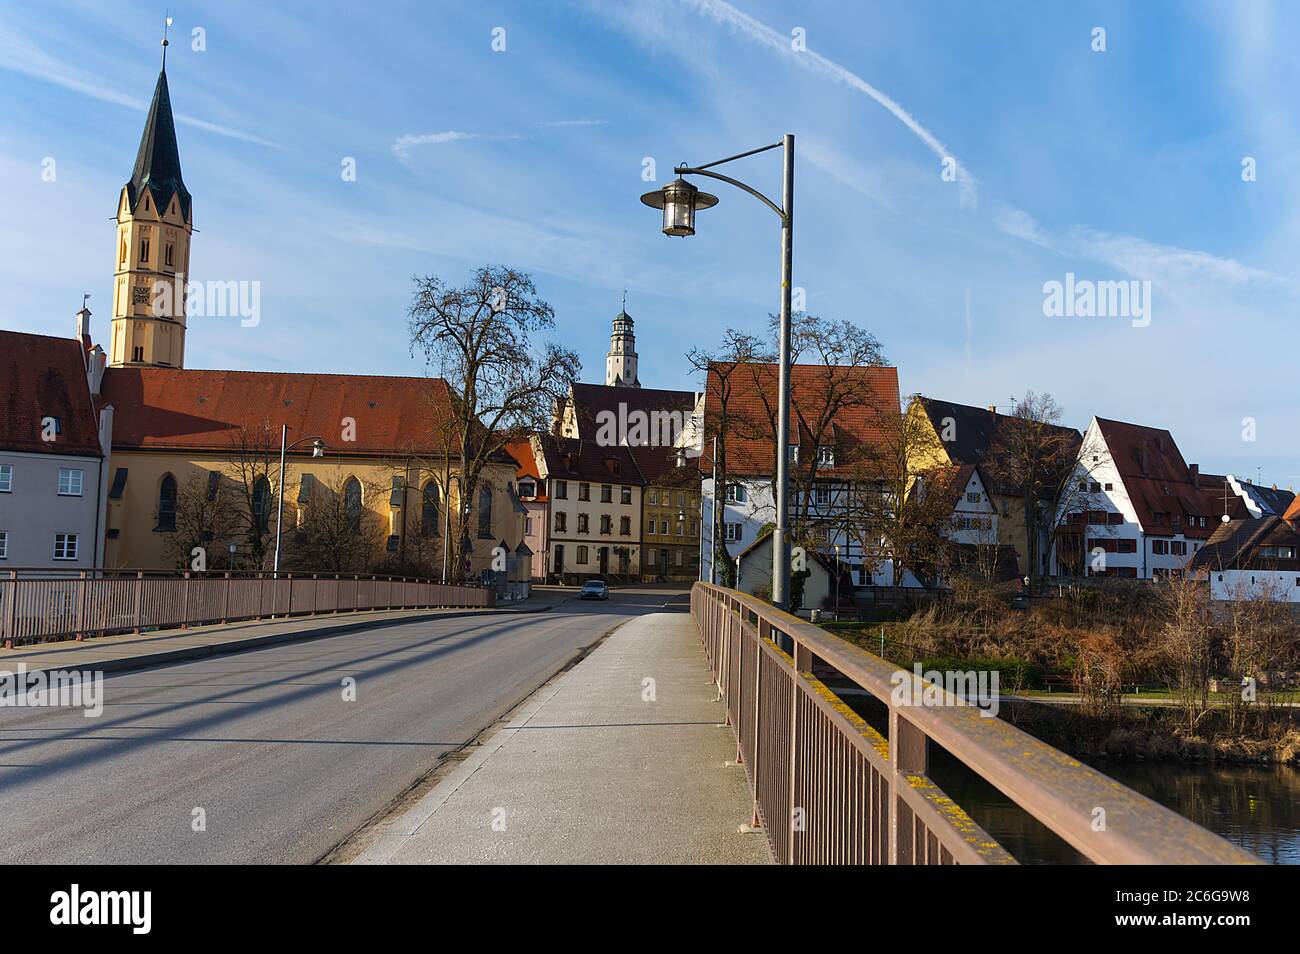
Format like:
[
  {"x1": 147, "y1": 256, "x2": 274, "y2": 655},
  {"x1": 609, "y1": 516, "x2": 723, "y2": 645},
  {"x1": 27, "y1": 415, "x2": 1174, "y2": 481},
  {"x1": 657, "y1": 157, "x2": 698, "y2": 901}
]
[
  {"x1": 843, "y1": 399, "x2": 961, "y2": 589},
  {"x1": 408, "y1": 266, "x2": 580, "y2": 581},
  {"x1": 223, "y1": 422, "x2": 285, "y2": 570},
  {"x1": 1153, "y1": 574, "x2": 1214, "y2": 731},
  {"x1": 984, "y1": 391, "x2": 1089, "y2": 591},
  {"x1": 160, "y1": 471, "x2": 241, "y2": 571},
  {"x1": 288, "y1": 472, "x2": 387, "y2": 573},
  {"x1": 688, "y1": 328, "x2": 768, "y2": 586}
]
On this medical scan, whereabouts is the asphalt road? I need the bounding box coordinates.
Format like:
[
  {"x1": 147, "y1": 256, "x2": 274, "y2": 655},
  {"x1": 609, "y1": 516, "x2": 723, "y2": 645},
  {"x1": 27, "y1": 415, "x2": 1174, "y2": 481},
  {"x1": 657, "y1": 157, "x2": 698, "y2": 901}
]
[{"x1": 0, "y1": 586, "x2": 687, "y2": 864}]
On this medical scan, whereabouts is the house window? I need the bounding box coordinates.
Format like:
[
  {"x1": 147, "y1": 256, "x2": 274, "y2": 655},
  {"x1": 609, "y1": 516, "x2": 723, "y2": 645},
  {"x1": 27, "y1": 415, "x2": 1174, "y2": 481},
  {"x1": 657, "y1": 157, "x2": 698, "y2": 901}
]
[
  {"x1": 578, "y1": 483, "x2": 591, "y2": 501},
  {"x1": 139, "y1": 237, "x2": 150, "y2": 262},
  {"x1": 966, "y1": 492, "x2": 981, "y2": 504},
  {"x1": 0, "y1": 531, "x2": 7, "y2": 558},
  {"x1": 1152, "y1": 539, "x2": 1169, "y2": 555},
  {"x1": 601, "y1": 485, "x2": 612, "y2": 503},
  {"x1": 477, "y1": 486, "x2": 493, "y2": 538},
  {"x1": 1171, "y1": 541, "x2": 1187, "y2": 556},
  {"x1": 525, "y1": 517, "x2": 533, "y2": 535},
  {"x1": 647, "y1": 490, "x2": 657, "y2": 505},
  {"x1": 132, "y1": 346, "x2": 144, "y2": 362},
  {"x1": 554, "y1": 512, "x2": 567, "y2": 532},
  {"x1": 343, "y1": 477, "x2": 363, "y2": 533},
  {"x1": 676, "y1": 520, "x2": 684, "y2": 536},
  {"x1": 421, "y1": 482, "x2": 440, "y2": 535},
  {"x1": 518, "y1": 479, "x2": 535, "y2": 498},
  {"x1": 621, "y1": 485, "x2": 632, "y2": 505},
  {"x1": 0, "y1": 465, "x2": 10, "y2": 493},
  {"x1": 647, "y1": 549, "x2": 658, "y2": 565},
  {"x1": 53, "y1": 533, "x2": 78, "y2": 561},
  {"x1": 725, "y1": 522, "x2": 743, "y2": 543},
  {"x1": 620, "y1": 516, "x2": 631, "y2": 535},
  {"x1": 600, "y1": 514, "x2": 612, "y2": 535},
  {"x1": 157, "y1": 473, "x2": 177, "y2": 531},
  {"x1": 815, "y1": 486, "x2": 831, "y2": 506},
  {"x1": 817, "y1": 445, "x2": 835, "y2": 467},
  {"x1": 576, "y1": 545, "x2": 589, "y2": 565},
  {"x1": 577, "y1": 513, "x2": 589, "y2": 533},
  {"x1": 253, "y1": 477, "x2": 273, "y2": 533},
  {"x1": 725, "y1": 483, "x2": 747, "y2": 503},
  {"x1": 789, "y1": 446, "x2": 800, "y2": 465},
  {"x1": 554, "y1": 480, "x2": 568, "y2": 499}
]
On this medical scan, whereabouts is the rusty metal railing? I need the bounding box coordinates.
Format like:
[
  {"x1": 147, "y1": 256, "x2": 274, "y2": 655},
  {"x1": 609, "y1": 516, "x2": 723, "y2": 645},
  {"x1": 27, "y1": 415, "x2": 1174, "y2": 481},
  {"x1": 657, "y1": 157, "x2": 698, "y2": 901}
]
[
  {"x1": 1, "y1": 569, "x2": 493, "y2": 648},
  {"x1": 691, "y1": 582, "x2": 1260, "y2": 865}
]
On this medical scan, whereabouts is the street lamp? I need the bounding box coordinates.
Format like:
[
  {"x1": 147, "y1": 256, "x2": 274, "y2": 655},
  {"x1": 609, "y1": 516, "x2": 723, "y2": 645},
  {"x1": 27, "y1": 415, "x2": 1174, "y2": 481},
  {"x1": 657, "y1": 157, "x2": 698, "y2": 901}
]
[
  {"x1": 273, "y1": 425, "x2": 325, "y2": 577},
  {"x1": 641, "y1": 135, "x2": 795, "y2": 608}
]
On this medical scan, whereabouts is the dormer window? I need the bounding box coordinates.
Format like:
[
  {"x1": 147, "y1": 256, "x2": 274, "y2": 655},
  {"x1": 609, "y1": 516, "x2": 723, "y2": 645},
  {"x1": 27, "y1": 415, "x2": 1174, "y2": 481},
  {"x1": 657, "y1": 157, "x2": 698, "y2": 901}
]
[{"x1": 816, "y1": 445, "x2": 835, "y2": 467}]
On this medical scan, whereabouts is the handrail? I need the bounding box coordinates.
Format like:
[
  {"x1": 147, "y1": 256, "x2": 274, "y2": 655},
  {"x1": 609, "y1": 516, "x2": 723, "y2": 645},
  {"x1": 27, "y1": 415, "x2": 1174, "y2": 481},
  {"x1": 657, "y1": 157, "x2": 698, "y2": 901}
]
[
  {"x1": 691, "y1": 581, "x2": 1260, "y2": 866},
  {"x1": 1, "y1": 570, "x2": 493, "y2": 648}
]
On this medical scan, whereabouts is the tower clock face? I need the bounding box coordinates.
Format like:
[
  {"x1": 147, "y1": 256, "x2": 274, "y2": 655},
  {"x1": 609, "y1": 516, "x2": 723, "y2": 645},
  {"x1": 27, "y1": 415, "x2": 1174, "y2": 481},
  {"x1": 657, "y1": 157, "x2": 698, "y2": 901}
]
[{"x1": 132, "y1": 285, "x2": 151, "y2": 305}]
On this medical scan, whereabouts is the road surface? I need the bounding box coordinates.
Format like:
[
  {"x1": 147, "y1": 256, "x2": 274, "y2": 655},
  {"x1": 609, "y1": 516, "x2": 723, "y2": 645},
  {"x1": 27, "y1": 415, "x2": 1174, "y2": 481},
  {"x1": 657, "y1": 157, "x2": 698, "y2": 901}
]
[{"x1": 0, "y1": 587, "x2": 685, "y2": 863}]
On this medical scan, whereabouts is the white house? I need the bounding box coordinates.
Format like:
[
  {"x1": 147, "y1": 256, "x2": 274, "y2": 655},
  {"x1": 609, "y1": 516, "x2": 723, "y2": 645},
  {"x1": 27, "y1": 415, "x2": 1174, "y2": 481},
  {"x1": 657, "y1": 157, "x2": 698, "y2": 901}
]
[
  {"x1": 1051, "y1": 417, "x2": 1243, "y2": 579},
  {"x1": 0, "y1": 317, "x2": 114, "y2": 571},
  {"x1": 1192, "y1": 499, "x2": 1300, "y2": 602}
]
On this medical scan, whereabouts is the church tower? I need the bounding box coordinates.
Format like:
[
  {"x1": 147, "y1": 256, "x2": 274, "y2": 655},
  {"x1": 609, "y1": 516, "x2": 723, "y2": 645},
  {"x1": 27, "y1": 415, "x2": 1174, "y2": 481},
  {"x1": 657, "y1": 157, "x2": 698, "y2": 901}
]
[
  {"x1": 109, "y1": 48, "x2": 193, "y2": 368},
  {"x1": 604, "y1": 305, "x2": 639, "y2": 388}
]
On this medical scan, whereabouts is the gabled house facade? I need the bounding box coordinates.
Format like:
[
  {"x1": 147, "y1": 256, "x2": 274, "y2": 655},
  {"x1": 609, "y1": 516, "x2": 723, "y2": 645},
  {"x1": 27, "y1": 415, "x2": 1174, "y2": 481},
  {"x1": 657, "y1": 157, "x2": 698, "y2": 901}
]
[
  {"x1": 531, "y1": 434, "x2": 644, "y2": 583},
  {"x1": 505, "y1": 438, "x2": 548, "y2": 581},
  {"x1": 1052, "y1": 417, "x2": 1246, "y2": 579},
  {"x1": 0, "y1": 321, "x2": 114, "y2": 570},
  {"x1": 699, "y1": 362, "x2": 901, "y2": 590},
  {"x1": 907, "y1": 397, "x2": 1083, "y2": 579}
]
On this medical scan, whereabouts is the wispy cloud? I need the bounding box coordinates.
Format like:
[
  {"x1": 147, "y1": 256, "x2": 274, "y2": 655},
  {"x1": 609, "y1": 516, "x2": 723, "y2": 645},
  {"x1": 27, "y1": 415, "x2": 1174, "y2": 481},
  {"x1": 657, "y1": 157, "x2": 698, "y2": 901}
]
[
  {"x1": 390, "y1": 130, "x2": 527, "y2": 166},
  {"x1": 0, "y1": 22, "x2": 278, "y2": 148},
  {"x1": 679, "y1": 0, "x2": 979, "y2": 207},
  {"x1": 537, "y1": 118, "x2": 610, "y2": 127}
]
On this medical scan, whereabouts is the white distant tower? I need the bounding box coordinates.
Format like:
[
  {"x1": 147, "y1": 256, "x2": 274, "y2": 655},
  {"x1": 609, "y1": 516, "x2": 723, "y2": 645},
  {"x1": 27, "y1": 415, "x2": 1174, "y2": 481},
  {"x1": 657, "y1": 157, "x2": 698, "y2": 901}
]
[{"x1": 605, "y1": 293, "x2": 640, "y2": 388}]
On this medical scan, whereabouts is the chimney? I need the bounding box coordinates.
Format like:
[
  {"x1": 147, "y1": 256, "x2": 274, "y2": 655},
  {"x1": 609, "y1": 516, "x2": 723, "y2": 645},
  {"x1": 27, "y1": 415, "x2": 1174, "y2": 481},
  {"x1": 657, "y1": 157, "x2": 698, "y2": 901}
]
[
  {"x1": 1189, "y1": 463, "x2": 1199, "y2": 488},
  {"x1": 86, "y1": 345, "x2": 107, "y2": 396},
  {"x1": 76, "y1": 304, "x2": 92, "y2": 348},
  {"x1": 987, "y1": 405, "x2": 997, "y2": 414}
]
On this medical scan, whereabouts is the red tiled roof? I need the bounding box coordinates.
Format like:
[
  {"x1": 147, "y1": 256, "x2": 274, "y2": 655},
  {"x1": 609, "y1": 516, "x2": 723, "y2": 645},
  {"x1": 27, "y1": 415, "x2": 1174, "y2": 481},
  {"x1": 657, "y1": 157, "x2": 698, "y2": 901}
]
[
  {"x1": 505, "y1": 437, "x2": 548, "y2": 502},
  {"x1": 101, "y1": 367, "x2": 459, "y2": 457},
  {"x1": 1095, "y1": 417, "x2": 1246, "y2": 538},
  {"x1": 533, "y1": 434, "x2": 645, "y2": 484},
  {"x1": 700, "y1": 362, "x2": 900, "y2": 477},
  {"x1": 564, "y1": 382, "x2": 697, "y2": 483},
  {"x1": 1285, "y1": 496, "x2": 1300, "y2": 525},
  {"x1": 0, "y1": 331, "x2": 102, "y2": 457}
]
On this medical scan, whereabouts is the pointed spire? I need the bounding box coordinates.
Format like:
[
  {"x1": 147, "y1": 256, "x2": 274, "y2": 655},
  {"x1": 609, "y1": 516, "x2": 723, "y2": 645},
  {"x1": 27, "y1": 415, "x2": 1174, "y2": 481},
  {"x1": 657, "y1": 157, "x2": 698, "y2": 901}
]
[{"x1": 125, "y1": 66, "x2": 191, "y2": 220}]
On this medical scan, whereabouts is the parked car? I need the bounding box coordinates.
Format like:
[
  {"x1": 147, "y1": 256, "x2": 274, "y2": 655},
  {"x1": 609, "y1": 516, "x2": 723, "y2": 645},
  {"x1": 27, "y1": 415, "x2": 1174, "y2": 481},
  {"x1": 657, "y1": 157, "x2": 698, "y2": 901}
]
[{"x1": 580, "y1": 578, "x2": 609, "y2": 600}]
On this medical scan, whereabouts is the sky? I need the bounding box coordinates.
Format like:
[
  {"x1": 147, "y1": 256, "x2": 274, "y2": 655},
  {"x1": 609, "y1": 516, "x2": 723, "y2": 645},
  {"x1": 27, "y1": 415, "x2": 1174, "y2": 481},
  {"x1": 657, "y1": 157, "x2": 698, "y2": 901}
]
[{"x1": 1, "y1": 0, "x2": 1297, "y2": 487}]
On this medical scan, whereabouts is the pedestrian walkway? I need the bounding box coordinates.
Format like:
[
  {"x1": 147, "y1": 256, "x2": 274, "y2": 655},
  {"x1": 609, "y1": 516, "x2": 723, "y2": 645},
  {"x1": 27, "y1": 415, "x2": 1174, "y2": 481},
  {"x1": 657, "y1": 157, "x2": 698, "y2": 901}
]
[
  {"x1": 351, "y1": 611, "x2": 771, "y2": 865},
  {"x1": 1, "y1": 588, "x2": 576, "y2": 675}
]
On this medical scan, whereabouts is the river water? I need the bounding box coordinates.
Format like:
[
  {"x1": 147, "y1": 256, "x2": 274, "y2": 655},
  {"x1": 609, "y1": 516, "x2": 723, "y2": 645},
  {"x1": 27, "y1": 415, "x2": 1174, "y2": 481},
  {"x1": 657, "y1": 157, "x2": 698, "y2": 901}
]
[{"x1": 930, "y1": 749, "x2": 1300, "y2": 864}]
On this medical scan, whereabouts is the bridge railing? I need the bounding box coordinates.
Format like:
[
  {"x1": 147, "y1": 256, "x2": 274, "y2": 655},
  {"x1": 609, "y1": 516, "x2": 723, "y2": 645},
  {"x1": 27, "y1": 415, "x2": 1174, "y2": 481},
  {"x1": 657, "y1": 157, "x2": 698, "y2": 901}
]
[
  {"x1": 1, "y1": 569, "x2": 493, "y2": 648},
  {"x1": 691, "y1": 581, "x2": 1260, "y2": 865}
]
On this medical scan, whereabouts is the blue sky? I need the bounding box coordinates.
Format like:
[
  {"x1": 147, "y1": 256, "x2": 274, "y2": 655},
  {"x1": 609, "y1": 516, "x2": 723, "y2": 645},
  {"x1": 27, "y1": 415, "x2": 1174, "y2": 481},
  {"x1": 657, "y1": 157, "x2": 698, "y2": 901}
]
[{"x1": 1, "y1": 0, "x2": 1297, "y2": 487}]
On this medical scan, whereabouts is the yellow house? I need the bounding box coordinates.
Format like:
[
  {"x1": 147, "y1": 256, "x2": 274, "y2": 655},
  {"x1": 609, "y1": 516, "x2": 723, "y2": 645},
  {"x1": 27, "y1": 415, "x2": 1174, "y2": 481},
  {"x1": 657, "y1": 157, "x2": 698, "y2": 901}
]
[
  {"x1": 905, "y1": 396, "x2": 1082, "y2": 578},
  {"x1": 99, "y1": 367, "x2": 523, "y2": 577}
]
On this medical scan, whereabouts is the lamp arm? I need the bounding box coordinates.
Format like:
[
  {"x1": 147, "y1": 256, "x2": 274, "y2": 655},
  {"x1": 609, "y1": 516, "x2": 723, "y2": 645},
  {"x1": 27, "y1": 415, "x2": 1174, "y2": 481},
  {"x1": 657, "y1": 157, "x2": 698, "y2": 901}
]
[{"x1": 675, "y1": 166, "x2": 786, "y2": 221}]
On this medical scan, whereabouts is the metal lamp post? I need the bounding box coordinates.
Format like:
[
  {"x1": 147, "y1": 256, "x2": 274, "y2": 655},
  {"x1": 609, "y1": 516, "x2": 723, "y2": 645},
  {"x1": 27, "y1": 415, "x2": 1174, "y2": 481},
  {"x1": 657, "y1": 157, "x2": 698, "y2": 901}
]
[
  {"x1": 641, "y1": 135, "x2": 795, "y2": 608},
  {"x1": 273, "y1": 425, "x2": 325, "y2": 577}
]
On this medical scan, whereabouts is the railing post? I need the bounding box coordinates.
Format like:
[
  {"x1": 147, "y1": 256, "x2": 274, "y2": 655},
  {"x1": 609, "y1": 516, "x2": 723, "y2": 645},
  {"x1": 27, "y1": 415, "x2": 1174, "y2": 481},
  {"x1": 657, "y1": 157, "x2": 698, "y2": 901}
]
[
  {"x1": 181, "y1": 570, "x2": 191, "y2": 628},
  {"x1": 750, "y1": 616, "x2": 766, "y2": 829},
  {"x1": 287, "y1": 573, "x2": 294, "y2": 617},
  {"x1": 133, "y1": 570, "x2": 144, "y2": 634},
  {"x1": 222, "y1": 571, "x2": 232, "y2": 623},
  {"x1": 75, "y1": 570, "x2": 88, "y2": 641},
  {"x1": 888, "y1": 706, "x2": 928, "y2": 865},
  {"x1": 256, "y1": 572, "x2": 265, "y2": 621},
  {"x1": 4, "y1": 570, "x2": 17, "y2": 648},
  {"x1": 788, "y1": 635, "x2": 814, "y2": 865}
]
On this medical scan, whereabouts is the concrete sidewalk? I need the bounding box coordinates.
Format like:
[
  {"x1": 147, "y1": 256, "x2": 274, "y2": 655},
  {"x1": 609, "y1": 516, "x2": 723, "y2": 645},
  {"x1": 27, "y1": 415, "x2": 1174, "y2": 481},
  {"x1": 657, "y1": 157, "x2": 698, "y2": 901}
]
[
  {"x1": 1, "y1": 588, "x2": 577, "y2": 675},
  {"x1": 350, "y1": 611, "x2": 771, "y2": 865}
]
